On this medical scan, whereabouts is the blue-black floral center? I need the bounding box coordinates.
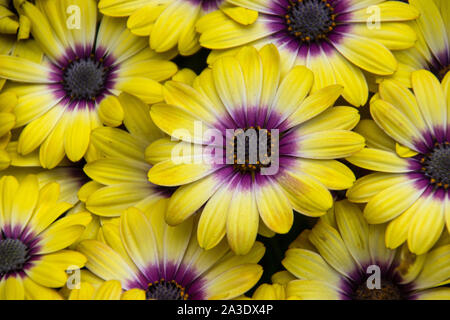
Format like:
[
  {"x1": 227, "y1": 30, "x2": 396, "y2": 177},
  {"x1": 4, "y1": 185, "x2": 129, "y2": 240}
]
[
  {"x1": 230, "y1": 126, "x2": 275, "y2": 173},
  {"x1": 0, "y1": 238, "x2": 29, "y2": 276},
  {"x1": 420, "y1": 142, "x2": 450, "y2": 189},
  {"x1": 62, "y1": 55, "x2": 108, "y2": 101},
  {"x1": 285, "y1": 0, "x2": 336, "y2": 42},
  {"x1": 147, "y1": 279, "x2": 188, "y2": 300},
  {"x1": 353, "y1": 279, "x2": 403, "y2": 300}
]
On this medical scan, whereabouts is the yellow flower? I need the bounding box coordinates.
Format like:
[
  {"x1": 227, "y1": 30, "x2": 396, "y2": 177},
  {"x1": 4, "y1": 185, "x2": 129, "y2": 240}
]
[
  {"x1": 197, "y1": 0, "x2": 419, "y2": 106},
  {"x1": 0, "y1": 0, "x2": 177, "y2": 168},
  {"x1": 347, "y1": 70, "x2": 450, "y2": 255},
  {"x1": 98, "y1": 0, "x2": 258, "y2": 55},
  {"x1": 381, "y1": 0, "x2": 450, "y2": 86},
  {"x1": 282, "y1": 200, "x2": 450, "y2": 300},
  {"x1": 78, "y1": 207, "x2": 264, "y2": 300},
  {"x1": 0, "y1": 174, "x2": 91, "y2": 300},
  {"x1": 148, "y1": 44, "x2": 364, "y2": 254},
  {"x1": 82, "y1": 92, "x2": 177, "y2": 219}
]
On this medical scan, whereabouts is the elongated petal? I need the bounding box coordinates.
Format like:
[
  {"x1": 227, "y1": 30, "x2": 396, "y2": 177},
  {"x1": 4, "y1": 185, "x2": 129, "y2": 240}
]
[
  {"x1": 332, "y1": 33, "x2": 397, "y2": 75},
  {"x1": 364, "y1": 178, "x2": 426, "y2": 224},
  {"x1": 254, "y1": 175, "x2": 293, "y2": 234}
]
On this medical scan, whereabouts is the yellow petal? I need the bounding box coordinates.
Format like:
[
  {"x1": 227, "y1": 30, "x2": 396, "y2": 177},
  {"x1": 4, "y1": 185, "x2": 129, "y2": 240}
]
[
  {"x1": 98, "y1": 95, "x2": 124, "y2": 127},
  {"x1": 222, "y1": 6, "x2": 258, "y2": 25}
]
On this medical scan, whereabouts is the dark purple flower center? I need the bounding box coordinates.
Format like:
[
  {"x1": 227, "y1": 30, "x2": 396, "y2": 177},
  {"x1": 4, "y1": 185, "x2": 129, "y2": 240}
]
[
  {"x1": 147, "y1": 279, "x2": 189, "y2": 300},
  {"x1": 62, "y1": 55, "x2": 109, "y2": 101},
  {"x1": 0, "y1": 238, "x2": 29, "y2": 277},
  {"x1": 353, "y1": 279, "x2": 403, "y2": 300},
  {"x1": 419, "y1": 141, "x2": 450, "y2": 190},
  {"x1": 285, "y1": 0, "x2": 336, "y2": 42},
  {"x1": 228, "y1": 126, "x2": 276, "y2": 174}
]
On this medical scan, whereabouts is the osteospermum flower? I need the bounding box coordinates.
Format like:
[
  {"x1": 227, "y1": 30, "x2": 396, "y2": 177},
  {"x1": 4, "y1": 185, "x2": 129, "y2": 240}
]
[
  {"x1": 0, "y1": 174, "x2": 91, "y2": 300},
  {"x1": 148, "y1": 44, "x2": 364, "y2": 254},
  {"x1": 382, "y1": 0, "x2": 450, "y2": 86},
  {"x1": 282, "y1": 200, "x2": 450, "y2": 300},
  {"x1": 346, "y1": 70, "x2": 450, "y2": 255},
  {"x1": 197, "y1": 0, "x2": 419, "y2": 107},
  {"x1": 0, "y1": 0, "x2": 177, "y2": 168},
  {"x1": 78, "y1": 207, "x2": 264, "y2": 300},
  {"x1": 82, "y1": 92, "x2": 177, "y2": 218},
  {"x1": 98, "y1": 0, "x2": 259, "y2": 56}
]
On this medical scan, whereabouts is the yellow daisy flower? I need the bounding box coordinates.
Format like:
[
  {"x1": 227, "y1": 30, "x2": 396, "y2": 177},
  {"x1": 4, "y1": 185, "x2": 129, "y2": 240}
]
[
  {"x1": 197, "y1": 0, "x2": 419, "y2": 107},
  {"x1": 382, "y1": 0, "x2": 450, "y2": 86},
  {"x1": 282, "y1": 200, "x2": 450, "y2": 300},
  {"x1": 78, "y1": 207, "x2": 264, "y2": 300},
  {"x1": 98, "y1": 0, "x2": 258, "y2": 56},
  {"x1": 148, "y1": 44, "x2": 364, "y2": 255},
  {"x1": 346, "y1": 70, "x2": 450, "y2": 255},
  {"x1": 0, "y1": 174, "x2": 91, "y2": 300},
  {"x1": 82, "y1": 92, "x2": 178, "y2": 218},
  {"x1": 0, "y1": 0, "x2": 177, "y2": 168}
]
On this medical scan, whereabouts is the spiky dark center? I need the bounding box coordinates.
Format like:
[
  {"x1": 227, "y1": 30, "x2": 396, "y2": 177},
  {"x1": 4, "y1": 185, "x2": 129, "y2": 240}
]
[
  {"x1": 146, "y1": 279, "x2": 188, "y2": 300},
  {"x1": 229, "y1": 126, "x2": 275, "y2": 174},
  {"x1": 285, "y1": 0, "x2": 336, "y2": 42},
  {"x1": 353, "y1": 279, "x2": 403, "y2": 300},
  {"x1": 0, "y1": 239, "x2": 29, "y2": 276},
  {"x1": 62, "y1": 56, "x2": 108, "y2": 101},
  {"x1": 420, "y1": 142, "x2": 450, "y2": 189}
]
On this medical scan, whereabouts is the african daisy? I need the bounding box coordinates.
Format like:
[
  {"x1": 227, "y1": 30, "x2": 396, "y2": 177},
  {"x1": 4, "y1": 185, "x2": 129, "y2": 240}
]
[
  {"x1": 147, "y1": 44, "x2": 364, "y2": 254},
  {"x1": 347, "y1": 70, "x2": 450, "y2": 255},
  {"x1": 0, "y1": 0, "x2": 177, "y2": 168},
  {"x1": 197, "y1": 0, "x2": 419, "y2": 106}
]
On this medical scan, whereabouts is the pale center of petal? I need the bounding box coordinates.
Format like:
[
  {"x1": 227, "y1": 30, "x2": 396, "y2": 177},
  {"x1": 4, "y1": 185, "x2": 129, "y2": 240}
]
[
  {"x1": 285, "y1": 0, "x2": 336, "y2": 42},
  {"x1": 0, "y1": 238, "x2": 29, "y2": 276},
  {"x1": 147, "y1": 279, "x2": 188, "y2": 300},
  {"x1": 63, "y1": 56, "x2": 107, "y2": 101},
  {"x1": 353, "y1": 279, "x2": 403, "y2": 300},
  {"x1": 420, "y1": 142, "x2": 450, "y2": 189}
]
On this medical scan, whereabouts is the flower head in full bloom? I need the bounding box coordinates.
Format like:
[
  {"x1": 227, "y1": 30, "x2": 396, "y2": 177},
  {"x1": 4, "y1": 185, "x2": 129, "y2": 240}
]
[
  {"x1": 0, "y1": 0, "x2": 177, "y2": 168},
  {"x1": 197, "y1": 0, "x2": 419, "y2": 106},
  {"x1": 148, "y1": 44, "x2": 364, "y2": 254},
  {"x1": 282, "y1": 200, "x2": 450, "y2": 300},
  {"x1": 78, "y1": 207, "x2": 264, "y2": 300},
  {"x1": 0, "y1": 174, "x2": 90, "y2": 300},
  {"x1": 347, "y1": 70, "x2": 450, "y2": 255}
]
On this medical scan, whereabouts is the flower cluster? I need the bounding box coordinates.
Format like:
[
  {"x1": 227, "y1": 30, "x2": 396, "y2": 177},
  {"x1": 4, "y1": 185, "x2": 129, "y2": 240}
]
[{"x1": 0, "y1": 0, "x2": 448, "y2": 300}]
